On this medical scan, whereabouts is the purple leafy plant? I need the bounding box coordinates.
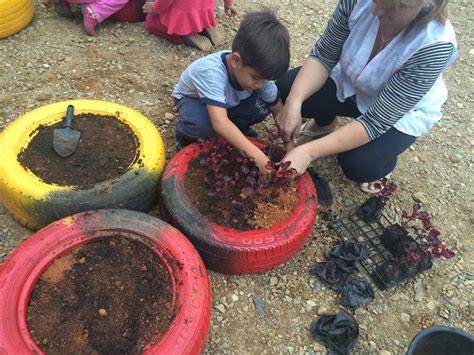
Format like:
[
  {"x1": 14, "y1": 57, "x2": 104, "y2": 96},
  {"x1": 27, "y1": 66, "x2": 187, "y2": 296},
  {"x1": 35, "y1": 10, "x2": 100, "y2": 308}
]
[
  {"x1": 198, "y1": 136, "x2": 297, "y2": 204},
  {"x1": 398, "y1": 203, "x2": 455, "y2": 264},
  {"x1": 374, "y1": 178, "x2": 398, "y2": 206}
]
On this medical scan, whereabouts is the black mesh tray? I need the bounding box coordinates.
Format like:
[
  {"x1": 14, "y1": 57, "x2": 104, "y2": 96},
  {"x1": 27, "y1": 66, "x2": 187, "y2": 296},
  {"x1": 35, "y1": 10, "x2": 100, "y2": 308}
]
[{"x1": 330, "y1": 205, "x2": 432, "y2": 290}]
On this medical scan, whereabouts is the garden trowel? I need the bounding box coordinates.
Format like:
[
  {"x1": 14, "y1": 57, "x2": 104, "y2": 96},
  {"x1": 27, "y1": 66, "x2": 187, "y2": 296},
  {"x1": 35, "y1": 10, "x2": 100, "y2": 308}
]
[{"x1": 53, "y1": 105, "x2": 81, "y2": 157}]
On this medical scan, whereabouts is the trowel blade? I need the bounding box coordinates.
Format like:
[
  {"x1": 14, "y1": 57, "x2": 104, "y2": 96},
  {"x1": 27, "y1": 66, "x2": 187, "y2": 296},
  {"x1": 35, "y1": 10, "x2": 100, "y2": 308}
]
[{"x1": 53, "y1": 127, "x2": 81, "y2": 157}]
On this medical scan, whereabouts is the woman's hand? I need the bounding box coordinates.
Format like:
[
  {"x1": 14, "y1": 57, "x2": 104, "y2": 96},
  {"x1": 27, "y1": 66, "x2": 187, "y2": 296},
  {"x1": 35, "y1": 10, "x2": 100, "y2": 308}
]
[
  {"x1": 224, "y1": 4, "x2": 238, "y2": 17},
  {"x1": 276, "y1": 100, "x2": 303, "y2": 149},
  {"x1": 280, "y1": 144, "x2": 314, "y2": 175},
  {"x1": 142, "y1": 2, "x2": 156, "y2": 14}
]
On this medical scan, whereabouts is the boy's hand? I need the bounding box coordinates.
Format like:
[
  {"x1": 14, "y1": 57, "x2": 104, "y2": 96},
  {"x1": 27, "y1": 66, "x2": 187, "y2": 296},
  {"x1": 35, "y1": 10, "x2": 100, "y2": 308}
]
[
  {"x1": 253, "y1": 150, "x2": 272, "y2": 177},
  {"x1": 224, "y1": 4, "x2": 239, "y2": 17},
  {"x1": 142, "y1": 2, "x2": 156, "y2": 14}
]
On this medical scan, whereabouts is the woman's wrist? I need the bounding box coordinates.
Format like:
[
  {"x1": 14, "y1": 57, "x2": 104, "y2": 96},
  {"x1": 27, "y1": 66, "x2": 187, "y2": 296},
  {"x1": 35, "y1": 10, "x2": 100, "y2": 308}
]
[
  {"x1": 285, "y1": 96, "x2": 303, "y2": 109},
  {"x1": 305, "y1": 140, "x2": 321, "y2": 161}
]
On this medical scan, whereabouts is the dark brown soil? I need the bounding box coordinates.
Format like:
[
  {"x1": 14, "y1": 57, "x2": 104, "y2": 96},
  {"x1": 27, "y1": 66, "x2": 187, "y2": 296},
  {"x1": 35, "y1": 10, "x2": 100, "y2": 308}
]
[
  {"x1": 27, "y1": 236, "x2": 175, "y2": 354},
  {"x1": 18, "y1": 113, "x2": 139, "y2": 187},
  {"x1": 184, "y1": 158, "x2": 298, "y2": 230}
]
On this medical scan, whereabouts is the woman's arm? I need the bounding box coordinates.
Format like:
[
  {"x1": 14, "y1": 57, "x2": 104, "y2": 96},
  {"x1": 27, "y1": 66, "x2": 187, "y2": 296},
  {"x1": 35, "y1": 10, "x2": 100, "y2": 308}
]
[
  {"x1": 282, "y1": 121, "x2": 370, "y2": 175},
  {"x1": 282, "y1": 41, "x2": 455, "y2": 175},
  {"x1": 276, "y1": 58, "x2": 330, "y2": 145},
  {"x1": 277, "y1": 0, "x2": 356, "y2": 146},
  {"x1": 359, "y1": 42, "x2": 455, "y2": 139}
]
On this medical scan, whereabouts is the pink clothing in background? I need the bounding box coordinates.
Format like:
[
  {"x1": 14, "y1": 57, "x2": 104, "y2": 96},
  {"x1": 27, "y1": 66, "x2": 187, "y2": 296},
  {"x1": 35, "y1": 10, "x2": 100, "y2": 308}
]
[
  {"x1": 89, "y1": 0, "x2": 129, "y2": 23},
  {"x1": 146, "y1": 0, "x2": 216, "y2": 44}
]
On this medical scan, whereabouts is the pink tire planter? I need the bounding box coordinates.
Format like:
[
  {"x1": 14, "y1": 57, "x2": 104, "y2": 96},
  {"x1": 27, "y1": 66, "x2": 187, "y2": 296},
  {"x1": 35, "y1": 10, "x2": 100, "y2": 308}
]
[
  {"x1": 0, "y1": 209, "x2": 211, "y2": 354},
  {"x1": 160, "y1": 140, "x2": 318, "y2": 274}
]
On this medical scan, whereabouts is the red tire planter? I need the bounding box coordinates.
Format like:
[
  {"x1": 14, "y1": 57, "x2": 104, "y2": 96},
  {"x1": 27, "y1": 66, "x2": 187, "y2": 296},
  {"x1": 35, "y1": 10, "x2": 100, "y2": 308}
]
[
  {"x1": 109, "y1": 0, "x2": 146, "y2": 23},
  {"x1": 160, "y1": 140, "x2": 318, "y2": 274},
  {"x1": 0, "y1": 209, "x2": 211, "y2": 354}
]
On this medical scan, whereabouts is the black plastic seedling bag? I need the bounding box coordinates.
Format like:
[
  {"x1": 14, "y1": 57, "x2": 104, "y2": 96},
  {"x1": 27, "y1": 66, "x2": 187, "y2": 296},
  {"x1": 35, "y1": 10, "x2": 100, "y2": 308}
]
[{"x1": 310, "y1": 309, "x2": 359, "y2": 355}]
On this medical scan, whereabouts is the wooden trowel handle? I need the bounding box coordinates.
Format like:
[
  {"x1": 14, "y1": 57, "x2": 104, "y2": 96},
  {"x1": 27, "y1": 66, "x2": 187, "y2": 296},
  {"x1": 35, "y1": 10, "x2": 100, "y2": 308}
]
[{"x1": 64, "y1": 105, "x2": 75, "y2": 128}]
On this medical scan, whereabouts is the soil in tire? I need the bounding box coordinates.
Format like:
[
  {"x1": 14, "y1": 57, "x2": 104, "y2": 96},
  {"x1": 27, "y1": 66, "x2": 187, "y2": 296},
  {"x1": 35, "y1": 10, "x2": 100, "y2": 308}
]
[
  {"x1": 18, "y1": 113, "x2": 139, "y2": 187},
  {"x1": 184, "y1": 158, "x2": 298, "y2": 230},
  {"x1": 27, "y1": 236, "x2": 175, "y2": 354}
]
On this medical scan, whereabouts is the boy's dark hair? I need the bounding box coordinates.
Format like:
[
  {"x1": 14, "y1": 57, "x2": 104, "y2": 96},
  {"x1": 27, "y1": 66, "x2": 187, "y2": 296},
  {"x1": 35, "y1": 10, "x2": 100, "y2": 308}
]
[{"x1": 232, "y1": 7, "x2": 290, "y2": 80}]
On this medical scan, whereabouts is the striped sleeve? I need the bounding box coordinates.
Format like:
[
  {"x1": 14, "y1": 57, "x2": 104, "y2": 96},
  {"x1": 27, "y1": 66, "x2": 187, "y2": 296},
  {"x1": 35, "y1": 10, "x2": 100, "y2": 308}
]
[
  {"x1": 309, "y1": 0, "x2": 357, "y2": 71},
  {"x1": 358, "y1": 42, "x2": 455, "y2": 139}
]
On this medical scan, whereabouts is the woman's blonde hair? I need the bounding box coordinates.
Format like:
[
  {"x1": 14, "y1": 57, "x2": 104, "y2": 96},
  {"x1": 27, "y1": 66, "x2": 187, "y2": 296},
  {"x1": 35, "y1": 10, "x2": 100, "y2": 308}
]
[{"x1": 379, "y1": 0, "x2": 448, "y2": 24}]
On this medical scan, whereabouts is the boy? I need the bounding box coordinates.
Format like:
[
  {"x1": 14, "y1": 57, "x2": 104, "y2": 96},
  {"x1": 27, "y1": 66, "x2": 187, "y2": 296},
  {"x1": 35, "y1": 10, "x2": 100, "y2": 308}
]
[{"x1": 172, "y1": 8, "x2": 290, "y2": 174}]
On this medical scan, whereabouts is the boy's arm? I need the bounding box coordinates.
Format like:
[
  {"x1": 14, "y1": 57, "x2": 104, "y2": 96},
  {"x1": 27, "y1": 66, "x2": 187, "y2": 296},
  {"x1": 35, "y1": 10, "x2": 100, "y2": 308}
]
[
  {"x1": 207, "y1": 105, "x2": 270, "y2": 175},
  {"x1": 269, "y1": 99, "x2": 283, "y2": 119}
]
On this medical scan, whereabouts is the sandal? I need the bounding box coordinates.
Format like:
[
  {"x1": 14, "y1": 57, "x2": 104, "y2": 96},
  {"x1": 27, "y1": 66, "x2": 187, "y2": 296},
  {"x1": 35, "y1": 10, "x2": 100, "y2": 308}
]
[
  {"x1": 359, "y1": 181, "x2": 382, "y2": 194},
  {"x1": 292, "y1": 118, "x2": 338, "y2": 146},
  {"x1": 359, "y1": 173, "x2": 392, "y2": 194},
  {"x1": 203, "y1": 26, "x2": 225, "y2": 46},
  {"x1": 183, "y1": 33, "x2": 212, "y2": 51}
]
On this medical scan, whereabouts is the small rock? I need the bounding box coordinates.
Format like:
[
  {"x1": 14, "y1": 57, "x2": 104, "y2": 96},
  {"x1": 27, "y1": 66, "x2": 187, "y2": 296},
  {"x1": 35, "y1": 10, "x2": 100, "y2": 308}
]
[
  {"x1": 414, "y1": 282, "x2": 425, "y2": 302},
  {"x1": 354, "y1": 308, "x2": 365, "y2": 316},
  {"x1": 230, "y1": 294, "x2": 239, "y2": 302},
  {"x1": 164, "y1": 112, "x2": 174, "y2": 120},
  {"x1": 99, "y1": 308, "x2": 107, "y2": 316},
  {"x1": 270, "y1": 277, "x2": 278, "y2": 286},
  {"x1": 380, "y1": 351, "x2": 392, "y2": 355},
  {"x1": 215, "y1": 304, "x2": 226, "y2": 314},
  {"x1": 449, "y1": 155, "x2": 461, "y2": 164},
  {"x1": 306, "y1": 300, "x2": 317, "y2": 309},
  {"x1": 412, "y1": 192, "x2": 428, "y2": 204},
  {"x1": 369, "y1": 341, "x2": 377, "y2": 351},
  {"x1": 426, "y1": 300, "x2": 436, "y2": 310},
  {"x1": 316, "y1": 306, "x2": 328, "y2": 315},
  {"x1": 36, "y1": 93, "x2": 51, "y2": 101},
  {"x1": 400, "y1": 313, "x2": 411, "y2": 322}
]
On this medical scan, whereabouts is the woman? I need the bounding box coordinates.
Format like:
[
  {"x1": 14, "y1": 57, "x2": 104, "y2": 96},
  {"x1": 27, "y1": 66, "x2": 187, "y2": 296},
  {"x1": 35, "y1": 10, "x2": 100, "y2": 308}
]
[{"x1": 276, "y1": 0, "x2": 457, "y2": 193}]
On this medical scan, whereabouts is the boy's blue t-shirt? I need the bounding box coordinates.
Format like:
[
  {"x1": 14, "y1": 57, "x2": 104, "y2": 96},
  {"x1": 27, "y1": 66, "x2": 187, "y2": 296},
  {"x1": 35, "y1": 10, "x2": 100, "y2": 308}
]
[{"x1": 172, "y1": 51, "x2": 280, "y2": 108}]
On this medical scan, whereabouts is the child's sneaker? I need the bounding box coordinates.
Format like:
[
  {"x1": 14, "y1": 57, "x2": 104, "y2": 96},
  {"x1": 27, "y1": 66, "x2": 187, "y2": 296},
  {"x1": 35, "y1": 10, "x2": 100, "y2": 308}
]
[
  {"x1": 307, "y1": 167, "x2": 333, "y2": 208},
  {"x1": 53, "y1": 0, "x2": 74, "y2": 18},
  {"x1": 81, "y1": 4, "x2": 98, "y2": 37}
]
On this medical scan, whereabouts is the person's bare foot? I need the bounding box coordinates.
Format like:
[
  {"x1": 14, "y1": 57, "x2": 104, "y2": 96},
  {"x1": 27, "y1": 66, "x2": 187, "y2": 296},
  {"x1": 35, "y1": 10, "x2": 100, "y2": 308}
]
[
  {"x1": 203, "y1": 26, "x2": 225, "y2": 46},
  {"x1": 359, "y1": 181, "x2": 382, "y2": 194},
  {"x1": 183, "y1": 33, "x2": 212, "y2": 51}
]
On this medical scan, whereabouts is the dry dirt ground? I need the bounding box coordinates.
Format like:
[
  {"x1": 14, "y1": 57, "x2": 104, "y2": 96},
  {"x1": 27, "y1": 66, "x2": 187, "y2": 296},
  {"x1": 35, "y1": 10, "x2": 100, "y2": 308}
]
[{"x1": 1, "y1": 0, "x2": 473, "y2": 353}]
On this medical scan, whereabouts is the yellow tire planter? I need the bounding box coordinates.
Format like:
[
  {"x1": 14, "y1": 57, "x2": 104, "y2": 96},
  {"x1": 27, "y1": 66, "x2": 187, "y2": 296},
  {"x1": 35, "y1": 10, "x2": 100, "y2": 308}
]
[
  {"x1": 0, "y1": 0, "x2": 35, "y2": 39},
  {"x1": 0, "y1": 100, "x2": 166, "y2": 230}
]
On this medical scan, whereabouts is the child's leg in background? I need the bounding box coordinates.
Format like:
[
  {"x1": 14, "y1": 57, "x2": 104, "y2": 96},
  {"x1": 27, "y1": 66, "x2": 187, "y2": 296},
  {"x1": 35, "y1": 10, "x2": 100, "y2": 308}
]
[
  {"x1": 146, "y1": 13, "x2": 184, "y2": 44},
  {"x1": 175, "y1": 97, "x2": 215, "y2": 150},
  {"x1": 227, "y1": 93, "x2": 270, "y2": 136},
  {"x1": 89, "y1": 0, "x2": 128, "y2": 22}
]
